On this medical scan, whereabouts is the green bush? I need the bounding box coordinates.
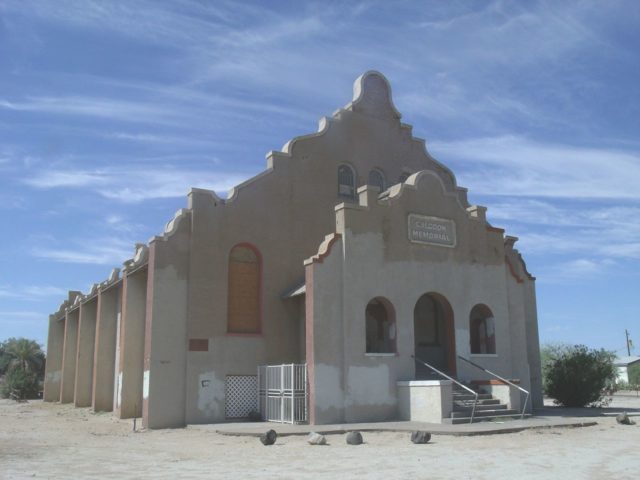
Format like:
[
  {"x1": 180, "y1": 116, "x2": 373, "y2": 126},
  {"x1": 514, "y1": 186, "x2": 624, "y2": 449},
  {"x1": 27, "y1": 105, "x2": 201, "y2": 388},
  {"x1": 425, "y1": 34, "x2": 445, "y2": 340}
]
[
  {"x1": 628, "y1": 363, "x2": 640, "y2": 385},
  {"x1": 543, "y1": 344, "x2": 616, "y2": 407},
  {"x1": 616, "y1": 380, "x2": 640, "y2": 391},
  {"x1": 540, "y1": 343, "x2": 569, "y2": 392},
  {"x1": 0, "y1": 337, "x2": 46, "y2": 400},
  {"x1": 1, "y1": 368, "x2": 40, "y2": 400}
]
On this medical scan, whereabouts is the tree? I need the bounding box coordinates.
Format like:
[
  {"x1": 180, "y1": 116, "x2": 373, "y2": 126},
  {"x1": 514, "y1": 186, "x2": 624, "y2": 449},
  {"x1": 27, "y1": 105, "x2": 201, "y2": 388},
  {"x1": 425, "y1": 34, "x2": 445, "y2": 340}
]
[
  {"x1": 540, "y1": 343, "x2": 569, "y2": 389},
  {"x1": 628, "y1": 362, "x2": 640, "y2": 386},
  {"x1": 0, "y1": 338, "x2": 46, "y2": 400},
  {"x1": 3, "y1": 338, "x2": 45, "y2": 376},
  {"x1": 0, "y1": 341, "x2": 9, "y2": 376},
  {"x1": 543, "y1": 344, "x2": 616, "y2": 407}
]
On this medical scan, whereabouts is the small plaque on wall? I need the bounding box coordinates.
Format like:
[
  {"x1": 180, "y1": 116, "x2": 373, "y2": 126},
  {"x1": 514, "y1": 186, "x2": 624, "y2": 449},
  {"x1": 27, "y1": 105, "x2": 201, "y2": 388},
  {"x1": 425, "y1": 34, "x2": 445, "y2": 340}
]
[
  {"x1": 408, "y1": 214, "x2": 456, "y2": 248},
  {"x1": 189, "y1": 338, "x2": 209, "y2": 352}
]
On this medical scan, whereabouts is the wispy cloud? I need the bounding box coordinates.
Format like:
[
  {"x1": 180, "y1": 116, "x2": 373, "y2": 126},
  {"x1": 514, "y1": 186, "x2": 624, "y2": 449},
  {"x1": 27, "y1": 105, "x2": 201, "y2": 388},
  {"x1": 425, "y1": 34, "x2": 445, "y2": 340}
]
[
  {"x1": 0, "y1": 96, "x2": 183, "y2": 125},
  {"x1": 487, "y1": 200, "x2": 640, "y2": 230},
  {"x1": 0, "y1": 285, "x2": 67, "y2": 300},
  {"x1": 537, "y1": 258, "x2": 617, "y2": 284},
  {"x1": 24, "y1": 170, "x2": 109, "y2": 188},
  {"x1": 0, "y1": 311, "x2": 47, "y2": 322},
  {"x1": 105, "y1": 132, "x2": 219, "y2": 148},
  {"x1": 30, "y1": 236, "x2": 134, "y2": 266},
  {"x1": 430, "y1": 135, "x2": 640, "y2": 199},
  {"x1": 23, "y1": 166, "x2": 249, "y2": 202}
]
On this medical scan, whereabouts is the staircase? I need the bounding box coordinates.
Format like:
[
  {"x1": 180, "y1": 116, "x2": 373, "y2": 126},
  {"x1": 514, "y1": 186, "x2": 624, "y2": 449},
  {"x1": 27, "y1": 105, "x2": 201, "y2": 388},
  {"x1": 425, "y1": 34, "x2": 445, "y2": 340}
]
[{"x1": 448, "y1": 383, "x2": 529, "y2": 424}]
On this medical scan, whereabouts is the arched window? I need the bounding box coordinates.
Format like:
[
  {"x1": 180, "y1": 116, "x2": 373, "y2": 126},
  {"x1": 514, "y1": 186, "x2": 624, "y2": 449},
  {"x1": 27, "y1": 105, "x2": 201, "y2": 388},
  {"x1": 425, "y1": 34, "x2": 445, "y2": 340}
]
[
  {"x1": 368, "y1": 169, "x2": 385, "y2": 191},
  {"x1": 227, "y1": 244, "x2": 261, "y2": 334},
  {"x1": 398, "y1": 172, "x2": 411, "y2": 183},
  {"x1": 338, "y1": 164, "x2": 356, "y2": 199},
  {"x1": 365, "y1": 297, "x2": 396, "y2": 353},
  {"x1": 470, "y1": 304, "x2": 496, "y2": 354}
]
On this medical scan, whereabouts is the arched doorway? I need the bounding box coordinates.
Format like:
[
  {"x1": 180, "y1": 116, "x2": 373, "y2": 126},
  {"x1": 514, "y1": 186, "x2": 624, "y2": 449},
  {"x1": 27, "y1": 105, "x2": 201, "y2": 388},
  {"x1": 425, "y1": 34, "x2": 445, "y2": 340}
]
[{"x1": 413, "y1": 293, "x2": 456, "y2": 379}]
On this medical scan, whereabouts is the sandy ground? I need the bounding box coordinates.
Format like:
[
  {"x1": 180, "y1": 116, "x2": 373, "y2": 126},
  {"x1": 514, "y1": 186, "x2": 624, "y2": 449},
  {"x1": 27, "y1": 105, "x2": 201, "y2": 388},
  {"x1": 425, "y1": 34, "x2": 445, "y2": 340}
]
[{"x1": 1, "y1": 398, "x2": 640, "y2": 480}]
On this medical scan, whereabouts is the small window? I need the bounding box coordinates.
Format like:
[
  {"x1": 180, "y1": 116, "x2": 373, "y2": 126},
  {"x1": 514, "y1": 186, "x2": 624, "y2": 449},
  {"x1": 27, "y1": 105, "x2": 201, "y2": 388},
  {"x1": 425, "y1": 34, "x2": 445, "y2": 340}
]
[
  {"x1": 398, "y1": 172, "x2": 411, "y2": 183},
  {"x1": 368, "y1": 169, "x2": 385, "y2": 191},
  {"x1": 470, "y1": 304, "x2": 496, "y2": 354},
  {"x1": 338, "y1": 164, "x2": 356, "y2": 199},
  {"x1": 365, "y1": 297, "x2": 396, "y2": 353},
  {"x1": 227, "y1": 244, "x2": 261, "y2": 334}
]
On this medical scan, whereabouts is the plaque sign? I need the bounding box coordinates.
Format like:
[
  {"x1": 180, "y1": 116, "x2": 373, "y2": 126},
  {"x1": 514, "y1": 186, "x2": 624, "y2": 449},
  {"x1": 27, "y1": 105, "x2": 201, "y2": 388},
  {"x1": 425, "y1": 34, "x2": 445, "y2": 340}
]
[{"x1": 408, "y1": 214, "x2": 456, "y2": 248}]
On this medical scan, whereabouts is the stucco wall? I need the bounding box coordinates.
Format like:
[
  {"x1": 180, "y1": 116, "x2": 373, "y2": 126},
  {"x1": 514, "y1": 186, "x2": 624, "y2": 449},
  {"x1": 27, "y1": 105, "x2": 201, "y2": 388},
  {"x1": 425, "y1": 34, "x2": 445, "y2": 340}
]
[
  {"x1": 43, "y1": 315, "x2": 65, "y2": 402},
  {"x1": 117, "y1": 268, "x2": 147, "y2": 419},
  {"x1": 44, "y1": 71, "x2": 542, "y2": 427},
  {"x1": 92, "y1": 284, "x2": 120, "y2": 412},
  {"x1": 306, "y1": 171, "x2": 540, "y2": 423},
  {"x1": 182, "y1": 72, "x2": 472, "y2": 423},
  {"x1": 74, "y1": 298, "x2": 97, "y2": 407},
  {"x1": 397, "y1": 380, "x2": 453, "y2": 423},
  {"x1": 143, "y1": 212, "x2": 190, "y2": 429}
]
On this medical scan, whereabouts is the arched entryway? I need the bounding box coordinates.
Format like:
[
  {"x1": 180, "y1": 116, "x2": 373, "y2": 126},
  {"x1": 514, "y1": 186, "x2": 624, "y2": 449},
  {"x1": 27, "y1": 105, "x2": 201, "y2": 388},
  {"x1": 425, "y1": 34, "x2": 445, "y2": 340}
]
[{"x1": 413, "y1": 292, "x2": 456, "y2": 379}]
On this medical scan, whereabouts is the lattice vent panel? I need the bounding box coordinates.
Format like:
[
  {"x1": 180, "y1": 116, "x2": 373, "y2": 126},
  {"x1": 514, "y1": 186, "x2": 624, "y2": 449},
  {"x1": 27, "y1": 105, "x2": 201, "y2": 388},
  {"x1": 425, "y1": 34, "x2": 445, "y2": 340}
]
[{"x1": 225, "y1": 375, "x2": 258, "y2": 419}]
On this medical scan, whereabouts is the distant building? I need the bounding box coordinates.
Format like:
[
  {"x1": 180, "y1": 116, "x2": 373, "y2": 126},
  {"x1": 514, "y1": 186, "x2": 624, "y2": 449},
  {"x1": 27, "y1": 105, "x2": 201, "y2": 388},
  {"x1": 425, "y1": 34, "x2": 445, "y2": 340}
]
[
  {"x1": 43, "y1": 71, "x2": 543, "y2": 428},
  {"x1": 614, "y1": 356, "x2": 640, "y2": 384}
]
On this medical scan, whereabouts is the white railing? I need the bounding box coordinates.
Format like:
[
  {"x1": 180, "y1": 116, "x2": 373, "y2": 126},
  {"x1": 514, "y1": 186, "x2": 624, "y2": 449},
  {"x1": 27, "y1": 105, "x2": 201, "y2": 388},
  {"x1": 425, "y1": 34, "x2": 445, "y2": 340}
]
[
  {"x1": 457, "y1": 355, "x2": 530, "y2": 419},
  {"x1": 412, "y1": 355, "x2": 478, "y2": 424},
  {"x1": 258, "y1": 363, "x2": 307, "y2": 424}
]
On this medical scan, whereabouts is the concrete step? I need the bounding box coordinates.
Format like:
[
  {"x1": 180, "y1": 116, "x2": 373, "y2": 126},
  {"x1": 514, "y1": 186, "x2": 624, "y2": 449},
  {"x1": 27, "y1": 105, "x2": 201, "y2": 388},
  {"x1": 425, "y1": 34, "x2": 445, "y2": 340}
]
[
  {"x1": 451, "y1": 408, "x2": 518, "y2": 419},
  {"x1": 452, "y1": 393, "x2": 493, "y2": 401},
  {"x1": 453, "y1": 403, "x2": 507, "y2": 412},
  {"x1": 453, "y1": 398, "x2": 501, "y2": 406},
  {"x1": 446, "y1": 413, "x2": 531, "y2": 424}
]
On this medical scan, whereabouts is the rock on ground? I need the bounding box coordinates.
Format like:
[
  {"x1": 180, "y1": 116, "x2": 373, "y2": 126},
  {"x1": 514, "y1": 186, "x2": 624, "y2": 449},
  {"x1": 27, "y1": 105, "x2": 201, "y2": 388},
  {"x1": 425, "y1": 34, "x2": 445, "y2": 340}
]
[
  {"x1": 616, "y1": 412, "x2": 636, "y2": 425},
  {"x1": 346, "y1": 431, "x2": 363, "y2": 445},
  {"x1": 410, "y1": 431, "x2": 431, "y2": 444},
  {"x1": 307, "y1": 432, "x2": 327, "y2": 445},
  {"x1": 260, "y1": 429, "x2": 277, "y2": 445}
]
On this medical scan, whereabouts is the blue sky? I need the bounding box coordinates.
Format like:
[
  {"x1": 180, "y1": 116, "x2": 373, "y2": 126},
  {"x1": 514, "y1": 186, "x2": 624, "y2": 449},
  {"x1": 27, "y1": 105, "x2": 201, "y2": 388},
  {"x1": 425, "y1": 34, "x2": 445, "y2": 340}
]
[{"x1": 1, "y1": 1, "x2": 638, "y2": 355}]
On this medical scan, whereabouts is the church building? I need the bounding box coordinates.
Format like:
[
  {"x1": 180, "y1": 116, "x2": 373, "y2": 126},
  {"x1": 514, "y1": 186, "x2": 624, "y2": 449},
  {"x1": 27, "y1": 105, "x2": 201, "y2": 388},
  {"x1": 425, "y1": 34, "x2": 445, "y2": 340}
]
[{"x1": 43, "y1": 71, "x2": 543, "y2": 428}]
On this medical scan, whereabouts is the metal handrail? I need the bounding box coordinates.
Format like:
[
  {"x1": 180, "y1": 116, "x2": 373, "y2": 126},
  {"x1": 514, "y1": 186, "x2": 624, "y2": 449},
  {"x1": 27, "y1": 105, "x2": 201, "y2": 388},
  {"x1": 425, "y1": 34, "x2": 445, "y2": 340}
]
[
  {"x1": 411, "y1": 355, "x2": 478, "y2": 424},
  {"x1": 457, "y1": 355, "x2": 530, "y2": 420}
]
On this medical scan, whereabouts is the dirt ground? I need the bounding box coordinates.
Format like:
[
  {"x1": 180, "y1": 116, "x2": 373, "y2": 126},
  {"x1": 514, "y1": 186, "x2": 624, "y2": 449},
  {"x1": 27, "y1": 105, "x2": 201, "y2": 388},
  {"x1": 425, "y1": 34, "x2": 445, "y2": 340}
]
[{"x1": 1, "y1": 399, "x2": 640, "y2": 480}]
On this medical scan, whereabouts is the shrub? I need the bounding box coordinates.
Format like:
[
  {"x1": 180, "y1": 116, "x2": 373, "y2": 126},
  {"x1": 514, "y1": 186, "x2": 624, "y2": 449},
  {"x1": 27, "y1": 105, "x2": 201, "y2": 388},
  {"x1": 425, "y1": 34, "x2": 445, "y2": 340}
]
[
  {"x1": 543, "y1": 344, "x2": 616, "y2": 407},
  {"x1": 0, "y1": 337, "x2": 46, "y2": 400},
  {"x1": 1, "y1": 368, "x2": 40, "y2": 400},
  {"x1": 628, "y1": 363, "x2": 640, "y2": 386},
  {"x1": 540, "y1": 343, "x2": 569, "y2": 392}
]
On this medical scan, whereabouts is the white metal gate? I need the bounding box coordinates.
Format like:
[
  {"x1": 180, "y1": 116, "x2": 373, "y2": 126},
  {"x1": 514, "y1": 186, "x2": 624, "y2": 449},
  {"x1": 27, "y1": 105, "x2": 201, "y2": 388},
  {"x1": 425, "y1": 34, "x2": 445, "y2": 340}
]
[{"x1": 258, "y1": 364, "x2": 307, "y2": 424}]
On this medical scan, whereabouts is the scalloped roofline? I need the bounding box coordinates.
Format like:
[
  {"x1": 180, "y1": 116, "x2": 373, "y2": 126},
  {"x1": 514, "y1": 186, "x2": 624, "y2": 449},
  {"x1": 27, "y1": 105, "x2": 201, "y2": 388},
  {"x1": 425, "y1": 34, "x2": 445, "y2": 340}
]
[
  {"x1": 223, "y1": 71, "x2": 464, "y2": 205},
  {"x1": 383, "y1": 170, "x2": 471, "y2": 214},
  {"x1": 344, "y1": 70, "x2": 402, "y2": 119}
]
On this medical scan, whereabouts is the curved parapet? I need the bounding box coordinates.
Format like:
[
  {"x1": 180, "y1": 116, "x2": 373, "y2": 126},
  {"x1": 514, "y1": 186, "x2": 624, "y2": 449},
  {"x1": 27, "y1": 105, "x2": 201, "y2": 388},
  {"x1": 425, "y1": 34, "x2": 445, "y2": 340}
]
[
  {"x1": 78, "y1": 283, "x2": 100, "y2": 303},
  {"x1": 147, "y1": 208, "x2": 192, "y2": 245},
  {"x1": 122, "y1": 243, "x2": 149, "y2": 274},
  {"x1": 281, "y1": 117, "x2": 331, "y2": 156},
  {"x1": 164, "y1": 209, "x2": 189, "y2": 238},
  {"x1": 304, "y1": 233, "x2": 342, "y2": 266},
  {"x1": 345, "y1": 70, "x2": 402, "y2": 120},
  {"x1": 226, "y1": 169, "x2": 274, "y2": 202},
  {"x1": 382, "y1": 170, "x2": 474, "y2": 218},
  {"x1": 97, "y1": 268, "x2": 121, "y2": 291},
  {"x1": 188, "y1": 187, "x2": 223, "y2": 208},
  {"x1": 52, "y1": 299, "x2": 70, "y2": 320},
  {"x1": 107, "y1": 268, "x2": 120, "y2": 284},
  {"x1": 210, "y1": 71, "x2": 469, "y2": 208},
  {"x1": 505, "y1": 236, "x2": 535, "y2": 282},
  {"x1": 133, "y1": 243, "x2": 148, "y2": 264}
]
